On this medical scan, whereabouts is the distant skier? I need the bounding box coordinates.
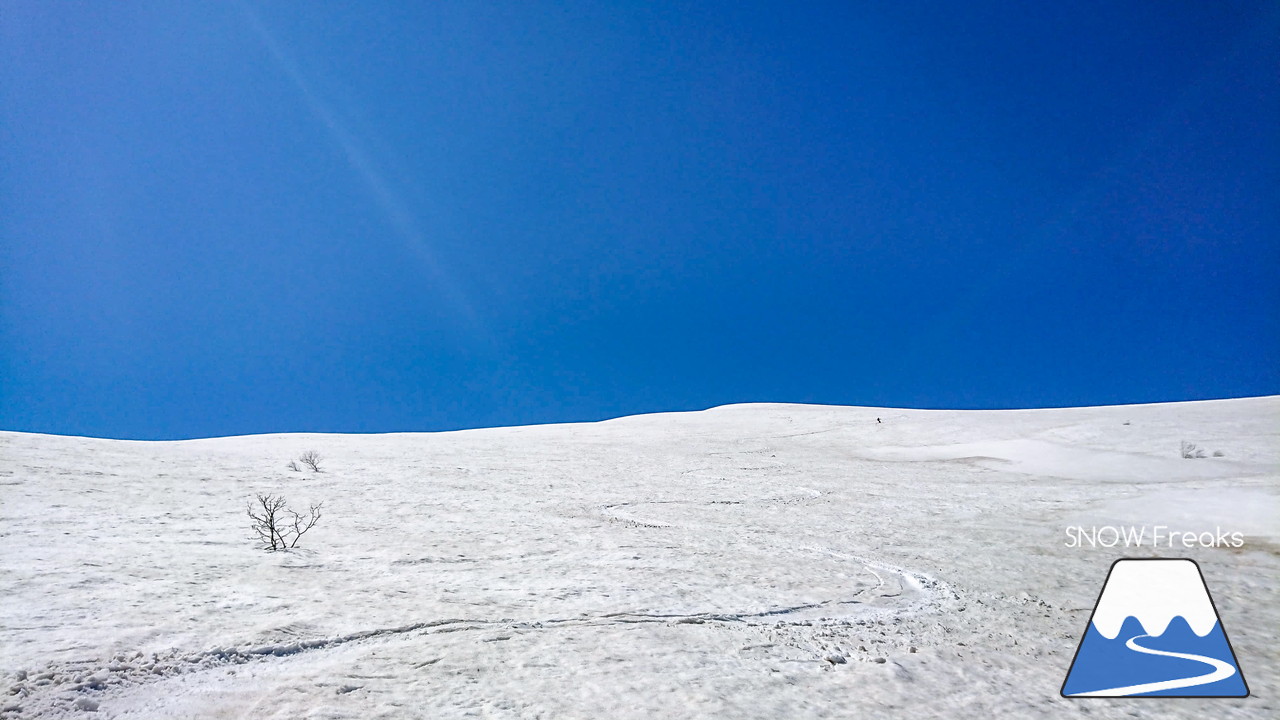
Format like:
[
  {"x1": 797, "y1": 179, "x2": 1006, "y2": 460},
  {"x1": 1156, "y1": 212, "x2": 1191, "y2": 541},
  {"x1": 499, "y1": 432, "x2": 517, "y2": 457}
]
[{"x1": 876, "y1": 418, "x2": 881, "y2": 424}]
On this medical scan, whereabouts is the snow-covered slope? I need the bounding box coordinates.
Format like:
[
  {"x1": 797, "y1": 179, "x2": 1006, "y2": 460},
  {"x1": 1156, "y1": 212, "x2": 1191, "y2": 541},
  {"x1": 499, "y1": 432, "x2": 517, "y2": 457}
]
[{"x1": 1, "y1": 398, "x2": 1276, "y2": 718}]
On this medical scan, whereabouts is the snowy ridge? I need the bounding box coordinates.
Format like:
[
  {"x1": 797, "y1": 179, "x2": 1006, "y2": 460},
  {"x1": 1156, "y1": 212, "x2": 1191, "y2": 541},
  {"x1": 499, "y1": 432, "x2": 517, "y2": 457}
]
[{"x1": 1090, "y1": 559, "x2": 1219, "y2": 639}]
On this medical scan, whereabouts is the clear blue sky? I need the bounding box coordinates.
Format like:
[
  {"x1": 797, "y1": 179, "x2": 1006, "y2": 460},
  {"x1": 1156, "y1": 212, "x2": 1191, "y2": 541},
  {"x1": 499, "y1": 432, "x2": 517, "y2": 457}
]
[{"x1": 2, "y1": 1, "x2": 1277, "y2": 440}]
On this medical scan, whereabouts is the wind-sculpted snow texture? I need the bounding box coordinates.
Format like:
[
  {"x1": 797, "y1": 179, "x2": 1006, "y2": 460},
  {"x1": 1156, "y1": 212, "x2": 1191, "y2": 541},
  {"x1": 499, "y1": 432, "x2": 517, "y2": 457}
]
[{"x1": 0, "y1": 398, "x2": 1276, "y2": 718}]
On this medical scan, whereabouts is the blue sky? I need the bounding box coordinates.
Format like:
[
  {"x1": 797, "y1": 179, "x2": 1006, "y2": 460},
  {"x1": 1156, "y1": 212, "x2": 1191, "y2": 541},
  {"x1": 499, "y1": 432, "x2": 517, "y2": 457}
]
[{"x1": 2, "y1": 1, "x2": 1277, "y2": 440}]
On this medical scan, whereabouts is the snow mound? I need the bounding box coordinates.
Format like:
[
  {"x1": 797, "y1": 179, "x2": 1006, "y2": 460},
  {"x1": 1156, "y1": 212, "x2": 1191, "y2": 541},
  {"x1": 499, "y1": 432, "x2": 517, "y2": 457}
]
[{"x1": 858, "y1": 438, "x2": 1254, "y2": 482}]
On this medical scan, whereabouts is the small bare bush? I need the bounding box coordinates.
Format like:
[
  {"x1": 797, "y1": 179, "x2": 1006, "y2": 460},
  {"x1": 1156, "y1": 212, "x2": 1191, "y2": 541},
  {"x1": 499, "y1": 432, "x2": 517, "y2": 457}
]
[
  {"x1": 286, "y1": 460, "x2": 301, "y2": 472},
  {"x1": 1180, "y1": 441, "x2": 1207, "y2": 459},
  {"x1": 299, "y1": 451, "x2": 322, "y2": 472},
  {"x1": 247, "y1": 493, "x2": 322, "y2": 551}
]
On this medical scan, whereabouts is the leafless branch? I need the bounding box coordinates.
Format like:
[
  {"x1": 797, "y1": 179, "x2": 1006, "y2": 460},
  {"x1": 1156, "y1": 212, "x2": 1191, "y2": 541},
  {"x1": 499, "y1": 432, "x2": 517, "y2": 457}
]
[
  {"x1": 299, "y1": 451, "x2": 322, "y2": 472},
  {"x1": 247, "y1": 493, "x2": 321, "y2": 551},
  {"x1": 287, "y1": 502, "x2": 323, "y2": 548}
]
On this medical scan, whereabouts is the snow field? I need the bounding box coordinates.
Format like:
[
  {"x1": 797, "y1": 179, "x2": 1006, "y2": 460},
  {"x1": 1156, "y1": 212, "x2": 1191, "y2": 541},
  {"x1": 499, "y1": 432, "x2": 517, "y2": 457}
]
[{"x1": 1, "y1": 398, "x2": 1276, "y2": 717}]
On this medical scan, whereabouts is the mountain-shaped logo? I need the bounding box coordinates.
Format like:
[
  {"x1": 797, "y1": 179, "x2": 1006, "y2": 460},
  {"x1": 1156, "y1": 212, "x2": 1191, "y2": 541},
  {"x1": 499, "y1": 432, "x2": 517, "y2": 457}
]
[{"x1": 1062, "y1": 558, "x2": 1248, "y2": 697}]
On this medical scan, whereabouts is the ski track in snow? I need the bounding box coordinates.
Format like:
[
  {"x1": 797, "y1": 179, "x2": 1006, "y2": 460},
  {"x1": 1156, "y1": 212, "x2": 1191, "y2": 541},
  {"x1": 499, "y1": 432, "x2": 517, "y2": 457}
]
[
  {"x1": 3, "y1": 446, "x2": 962, "y2": 718},
  {"x1": 601, "y1": 453, "x2": 824, "y2": 528},
  {"x1": 3, "y1": 557, "x2": 955, "y2": 718}
]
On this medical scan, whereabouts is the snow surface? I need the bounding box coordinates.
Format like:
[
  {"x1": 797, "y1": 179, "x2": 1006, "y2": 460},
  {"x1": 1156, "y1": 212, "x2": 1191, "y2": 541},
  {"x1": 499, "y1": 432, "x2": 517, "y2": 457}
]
[
  {"x1": 1, "y1": 398, "x2": 1276, "y2": 718},
  {"x1": 1089, "y1": 560, "x2": 1218, "y2": 639}
]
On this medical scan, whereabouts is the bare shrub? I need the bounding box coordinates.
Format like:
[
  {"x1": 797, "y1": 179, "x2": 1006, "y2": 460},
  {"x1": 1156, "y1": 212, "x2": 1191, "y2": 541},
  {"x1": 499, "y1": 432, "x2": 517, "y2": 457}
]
[
  {"x1": 1180, "y1": 441, "x2": 1207, "y2": 459},
  {"x1": 286, "y1": 460, "x2": 301, "y2": 472},
  {"x1": 299, "y1": 451, "x2": 322, "y2": 472},
  {"x1": 247, "y1": 493, "x2": 322, "y2": 551}
]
